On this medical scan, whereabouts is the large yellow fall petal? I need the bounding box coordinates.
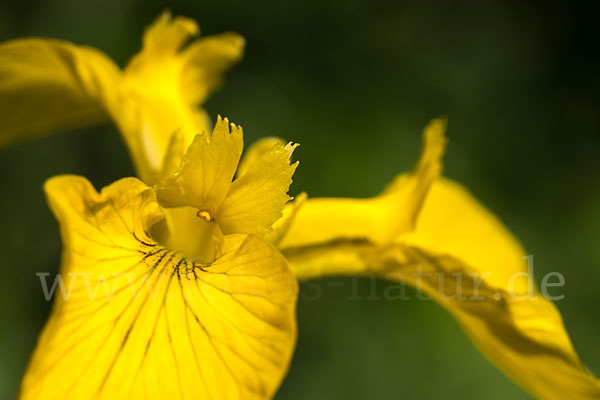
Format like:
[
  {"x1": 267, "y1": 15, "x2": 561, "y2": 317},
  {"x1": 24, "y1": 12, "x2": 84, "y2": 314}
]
[
  {"x1": 20, "y1": 175, "x2": 298, "y2": 400},
  {"x1": 0, "y1": 38, "x2": 120, "y2": 148},
  {"x1": 217, "y1": 142, "x2": 299, "y2": 236},
  {"x1": 156, "y1": 116, "x2": 244, "y2": 213},
  {"x1": 279, "y1": 118, "x2": 446, "y2": 248}
]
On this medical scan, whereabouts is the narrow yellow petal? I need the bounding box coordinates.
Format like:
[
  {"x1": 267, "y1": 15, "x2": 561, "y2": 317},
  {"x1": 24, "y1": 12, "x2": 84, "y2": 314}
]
[
  {"x1": 156, "y1": 116, "x2": 244, "y2": 213},
  {"x1": 0, "y1": 38, "x2": 120, "y2": 148},
  {"x1": 217, "y1": 142, "x2": 299, "y2": 236},
  {"x1": 20, "y1": 175, "x2": 297, "y2": 400},
  {"x1": 279, "y1": 118, "x2": 446, "y2": 248}
]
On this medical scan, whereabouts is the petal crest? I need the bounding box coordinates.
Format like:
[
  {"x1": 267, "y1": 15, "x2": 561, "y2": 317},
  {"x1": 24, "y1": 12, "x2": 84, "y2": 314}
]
[{"x1": 156, "y1": 116, "x2": 244, "y2": 213}]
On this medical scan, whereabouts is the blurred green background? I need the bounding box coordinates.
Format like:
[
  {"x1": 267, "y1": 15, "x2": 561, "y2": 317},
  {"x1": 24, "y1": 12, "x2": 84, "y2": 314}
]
[{"x1": 1, "y1": 1, "x2": 599, "y2": 398}]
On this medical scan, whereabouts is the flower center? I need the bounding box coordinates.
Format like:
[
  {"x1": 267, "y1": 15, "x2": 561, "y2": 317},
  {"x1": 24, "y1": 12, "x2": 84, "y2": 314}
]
[{"x1": 151, "y1": 206, "x2": 223, "y2": 264}]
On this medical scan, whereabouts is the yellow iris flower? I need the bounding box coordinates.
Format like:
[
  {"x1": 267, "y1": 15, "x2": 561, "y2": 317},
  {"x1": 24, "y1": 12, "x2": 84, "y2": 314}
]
[{"x1": 1, "y1": 11, "x2": 599, "y2": 400}]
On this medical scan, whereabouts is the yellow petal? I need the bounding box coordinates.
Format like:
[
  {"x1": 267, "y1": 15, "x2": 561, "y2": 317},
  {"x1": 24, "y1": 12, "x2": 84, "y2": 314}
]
[
  {"x1": 121, "y1": 12, "x2": 244, "y2": 183},
  {"x1": 0, "y1": 12, "x2": 243, "y2": 186},
  {"x1": 217, "y1": 142, "x2": 299, "y2": 236},
  {"x1": 278, "y1": 115, "x2": 597, "y2": 396},
  {"x1": 279, "y1": 118, "x2": 446, "y2": 248},
  {"x1": 0, "y1": 38, "x2": 120, "y2": 148},
  {"x1": 282, "y1": 170, "x2": 600, "y2": 398},
  {"x1": 21, "y1": 175, "x2": 297, "y2": 400},
  {"x1": 156, "y1": 116, "x2": 243, "y2": 213}
]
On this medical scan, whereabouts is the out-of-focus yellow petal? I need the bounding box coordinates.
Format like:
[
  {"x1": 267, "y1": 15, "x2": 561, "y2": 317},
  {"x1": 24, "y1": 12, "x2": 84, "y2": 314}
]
[
  {"x1": 156, "y1": 116, "x2": 243, "y2": 213},
  {"x1": 0, "y1": 12, "x2": 243, "y2": 185},
  {"x1": 180, "y1": 32, "x2": 245, "y2": 105},
  {"x1": 20, "y1": 175, "x2": 297, "y2": 400},
  {"x1": 217, "y1": 142, "x2": 299, "y2": 236},
  {"x1": 120, "y1": 12, "x2": 244, "y2": 183},
  {"x1": 279, "y1": 118, "x2": 446, "y2": 248},
  {"x1": 0, "y1": 38, "x2": 120, "y2": 148},
  {"x1": 137, "y1": 11, "x2": 198, "y2": 57}
]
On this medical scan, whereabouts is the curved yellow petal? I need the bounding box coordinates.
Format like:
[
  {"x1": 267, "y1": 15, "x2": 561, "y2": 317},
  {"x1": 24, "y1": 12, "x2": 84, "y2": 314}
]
[
  {"x1": 20, "y1": 175, "x2": 298, "y2": 400},
  {"x1": 278, "y1": 115, "x2": 597, "y2": 397},
  {"x1": 217, "y1": 142, "x2": 299, "y2": 236},
  {"x1": 282, "y1": 172, "x2": 600, "y2": 398},
  {"x1": 156, "y1": 116, "x2": 243, "y2": 212},
  {"x1": 279, "y1": 118, "x2": 446, "y2": 248},
  {"x1": 0, "y1": 38, "x2": 120, "y2": 148}
]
